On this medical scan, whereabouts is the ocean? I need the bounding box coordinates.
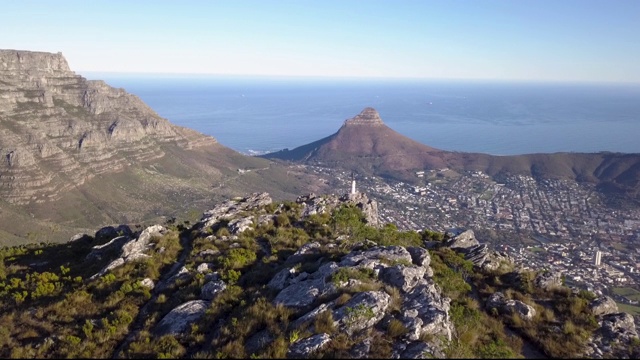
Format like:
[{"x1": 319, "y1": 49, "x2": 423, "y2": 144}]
[{"x1": 85, "y1": 74, "x2": 640, "y2": 156}]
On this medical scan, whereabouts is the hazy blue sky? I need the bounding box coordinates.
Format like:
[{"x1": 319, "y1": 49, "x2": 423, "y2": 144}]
[{"x1": 2, "y1": 0, "x2": 639, "y2": 82}]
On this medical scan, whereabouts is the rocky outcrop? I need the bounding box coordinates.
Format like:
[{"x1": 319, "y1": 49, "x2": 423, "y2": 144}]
[
  {"x1": 589, "y1": 296, "x2": 619, "y2": 316},
  {"x1": 269, "y1": 241, "x2": 454, "y2": 357},
  {"x1": 296, "y1": 192, "x2": 380, "y2": 227},
  {"x1": 0, "y1": 49, "x2": 216, "y2": 205},
  {"x1": 585, "y1": 312, "x2": 639, "y2": 359},
  {"x1": 154, "y1": 300, "x2": 208, "y2": 336},
  {"x1": 486, "y1": 292, "x2": 536, "y2": 321},
  {"x1": 200, "y1": 192, "x2": 272, "y2": 233},
  {"x1": 444, "y1": 228, "x2": 514, "y2": 271},
  {"x1": 342, "y1": 107, "x2": 385, "y2": 127},
  {"x1": 88, "y1": 225, "x2": 166, "y2": 279}
]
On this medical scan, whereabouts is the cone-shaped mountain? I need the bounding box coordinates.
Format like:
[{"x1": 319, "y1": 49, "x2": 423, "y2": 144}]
[{"x1": 262, "y1": 108, "x2": 640, "y2": 202}]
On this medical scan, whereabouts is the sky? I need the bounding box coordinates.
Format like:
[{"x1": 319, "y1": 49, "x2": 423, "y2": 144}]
[{"x1": 2, "y1": 0, "x2": 639, "y2": 83}]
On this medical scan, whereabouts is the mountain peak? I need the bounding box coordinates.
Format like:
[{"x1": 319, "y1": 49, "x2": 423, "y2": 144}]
[
  {"x1": 0, "y1": 49, "x2": 71, "y2": 74},
  {"x1": 343, "y1": 107, "x2": 384, "y2": 126}
]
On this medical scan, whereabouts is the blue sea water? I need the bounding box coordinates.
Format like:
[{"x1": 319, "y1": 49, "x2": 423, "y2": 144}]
[{"x1": 85, "y1": 74, "x2": 640, "y2": 156}]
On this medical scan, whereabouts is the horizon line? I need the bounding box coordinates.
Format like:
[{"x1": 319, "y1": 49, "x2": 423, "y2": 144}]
[{"x1": 77, "y1": 71, "x2": 640, "y2": 86}]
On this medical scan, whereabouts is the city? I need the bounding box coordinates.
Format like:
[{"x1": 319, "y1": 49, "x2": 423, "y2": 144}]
[{"x1": 296, "y1": 164, "x2": 640, "y2": 314}]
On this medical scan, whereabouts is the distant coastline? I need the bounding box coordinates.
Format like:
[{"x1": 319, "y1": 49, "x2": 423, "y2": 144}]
[{"x1": 85, "y1": 74, "x2": 640, "y2": 156}]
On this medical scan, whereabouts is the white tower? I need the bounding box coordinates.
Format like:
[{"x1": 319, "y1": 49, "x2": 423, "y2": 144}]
[
  {"x1": 595, "y1": 250, "x2": 602, "y2": 267},
  {"x1": 351, "y1": 172, "x2": 356, "y2": 195}
]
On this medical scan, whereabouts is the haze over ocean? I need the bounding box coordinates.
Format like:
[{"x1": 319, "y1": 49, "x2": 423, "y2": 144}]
[{"x1": 89, "y1": 74, "x2": 640, "y2": 156}]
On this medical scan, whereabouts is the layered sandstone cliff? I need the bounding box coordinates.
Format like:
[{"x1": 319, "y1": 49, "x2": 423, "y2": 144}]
[{"x1": 0, "y1": 49, "x2": 216, "y2": 205}]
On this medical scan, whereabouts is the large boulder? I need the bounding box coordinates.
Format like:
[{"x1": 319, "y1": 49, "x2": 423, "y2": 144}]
[
  {"x1": 589, "y1": 296, "x2": 619, "y2": 317},
  {"x1": 445, "y1": 229, "x2": 479, "y2": 250},
  {"x1": 334, "y1": 291, "x2": 390, "y2": 335},
  {"x1": 379, "y1": 265, "x2": 426, "y2": 293},
  {"x1": 155, "y1": 300, "x2": 208, "y2": 336},
  {"x1": 401, "y1": 279, "x2": 453, "y2": 342}
]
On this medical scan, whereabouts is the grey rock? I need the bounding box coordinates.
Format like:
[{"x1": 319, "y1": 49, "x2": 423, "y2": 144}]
[
  {"x1": 228, "y1": 216, "x2": 254, "y2": 234},
  {"x1": 198, "y1": 249, "x2": 219, "y2": 258},
  {"x1": 407, "y1": 246, "x2": 431, "y2": 267},
  {"x1": 167, "y1": 266, "x2": 191, "y2": 285},
  {"x1": 268, "y1": 267, "x2": 297, "y2": 291},
  {"x1": 287, "y1": 333, "x2": 331, "y2": 358},
  {"x1": 85, "y1": 235, "x2": 130, "y2": 261},
  {"x1": 290, "y1": 301, "x2": 337, "y2": 332},
  {"x1": 334, "y1": 291, "x2": 390, "y2": 335},
  {"x1": 201, "y1": 280, "x2": 226, "y2": 301},
  {"x1": 286, "y1": 241, "x2": 322, "y2": 265},
  {"x1": 458, "y1": 243, "x2": 489, "y2": 267},
  {"x1": 590, "y1": 296, "x2": 619, "y2": 317},
  {"x1": 340, "y1": 245, "x2": 413, "y2": 268},
  {"x1": 274, "y1": 262, "x2": 338, "y2": 309},
  {"x1": 349, "y1": 338, "x2": 372, "y2": 358},
  {"x1": 68, "y1": 233, "x2": 91, "y2": 243},
  {"x1": 601, "y1": 312, "x2": 637, "y2": 339},
  {"x1": 395, "y1": 341, "x2": 444, "y2": 359},
  {"x1": 155, "y1": 300, "x2": 208, "y2": 336},
  {"x1": 487, "y1": 292, "x2": 536, "y2": 320},
  {"x1": 402, "y1": 279, "x2": 453, "y2": 342},
  {"x1": 196, "y1": 262, "x2": 214, "y2": 273},
  {"x1": 445, "y1": 229, "x2": 479, "y2": 249},
  {"x1": 140, "y1": 278, "x2": 155, "y2": 289},
  {"x1": 379, "y1": 265, "x2": 426, "y2": 293},
  {"x1": 200, "y1": 192, "x2": 272, "y2": 231},
  {"x1": 94, "y1": 226, "x2": 119, "y2": 242}
]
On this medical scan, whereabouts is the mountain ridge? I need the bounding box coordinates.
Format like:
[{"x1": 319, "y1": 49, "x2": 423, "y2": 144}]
[{"x1": 0, "y1": 191, "x2": 636, "y2": 358}]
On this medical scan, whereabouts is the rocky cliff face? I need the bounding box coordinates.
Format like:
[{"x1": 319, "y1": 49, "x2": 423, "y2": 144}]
[{"x1": 0, "y1": 49, "x2": 216, "y2": 205}]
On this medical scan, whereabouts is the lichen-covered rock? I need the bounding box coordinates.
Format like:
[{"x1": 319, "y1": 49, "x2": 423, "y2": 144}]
[
  {"x1": 379, "y1": 265, "x2": 426, "y2": 293},
  {"x1": 285, "y1": 241, "x2": 322, "y2": 265},
  {"x1": 590, "y1": 296, "x2": 619, "y2": 317},
  {"x1": 402, "y1": 279, "x2": 453, "y2": 342},
  {"x1": 287, "y1": 333, "x2": 331, "y2": 358},
  {"x1": 228, "y1": 216, "x2": 254, "y2": 234},
  {"x1": 334, "y1": 291, "x2": 390, "y2": 335},
  {"x1": 340, "y1": 246, "x2": 413, "y2": 268},
  {"x1": 200, "y1": 192, "x2": 272, "y2": 231},
  {"x1": 407, "y1": 246, "x2": 431, "y2": 267},
  {"x1": 274, "y1": 262, "x2": 338, "y2": 309},
  {"x1": 155, "y1": 300, "x2": 208, "y2": 336},
  {"x1": 89, "y1": 225, "x2": 167, "y2": 279}
]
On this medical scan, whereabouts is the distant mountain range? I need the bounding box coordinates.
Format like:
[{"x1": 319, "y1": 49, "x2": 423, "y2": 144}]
[{"x1": 263, "y1": 107, "x2": 640, "y2": 204}]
